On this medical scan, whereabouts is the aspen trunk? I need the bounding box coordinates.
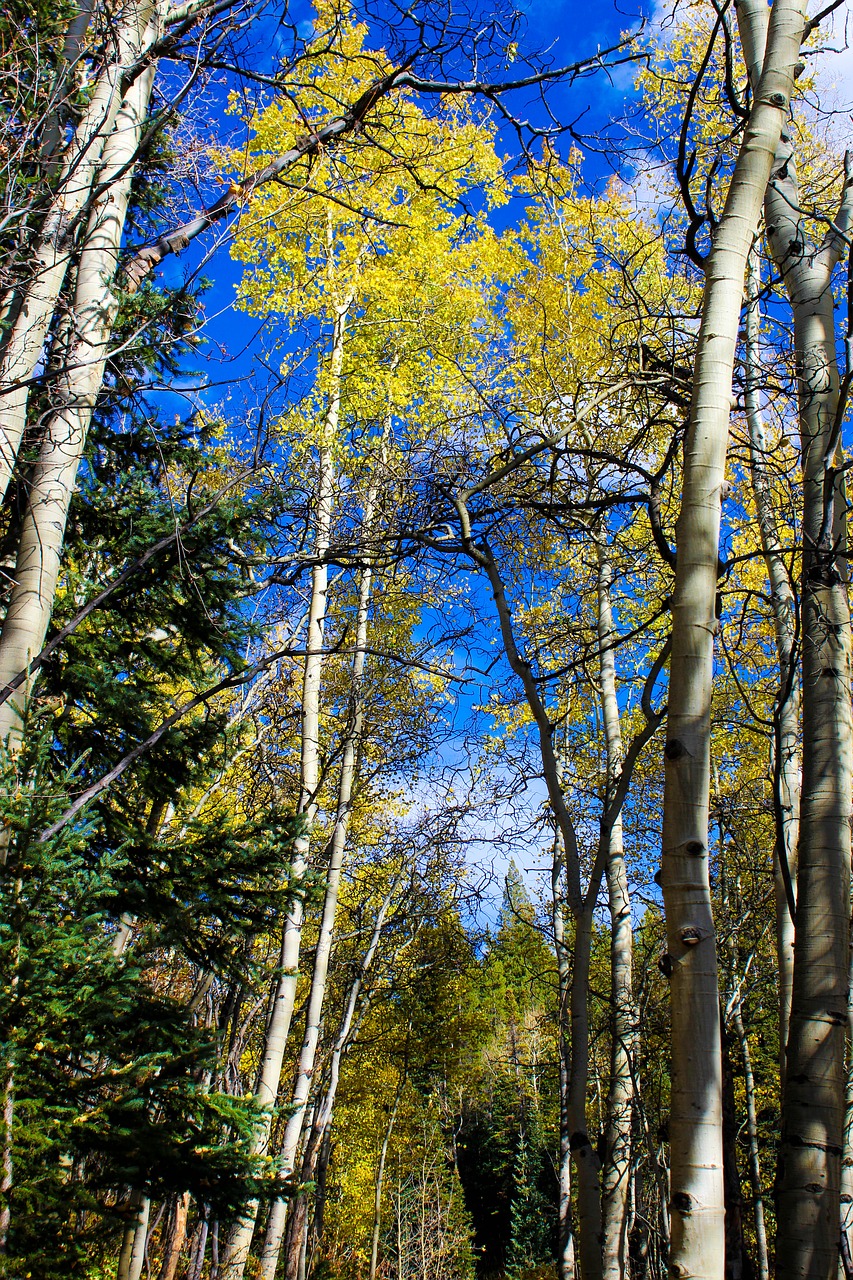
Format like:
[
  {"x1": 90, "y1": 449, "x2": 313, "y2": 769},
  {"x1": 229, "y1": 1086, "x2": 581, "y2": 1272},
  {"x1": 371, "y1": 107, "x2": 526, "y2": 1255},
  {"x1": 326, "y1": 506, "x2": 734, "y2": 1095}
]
[
  {"x1": 278, "y1": 887, "x2": 402, "y2": 1279},
  {"x1": 478, "y1": 524, "x2": 661, "y2": 1280},
  {"x1": 743, "y1": 250, "x2": 799, "y2": 1063},
  {"x1": 841, "y1": 926, "x2": 853, "y2": 1278},
  {"x1": 218, "y1": 303, "x2": 347, "y2": 1280},
  {"x1": 732, "y1": 5, "x2": 853, "y2": 1266},
  {"x1": 0, "y1": 0, "x2": 160, "y2": 503},
  {"x1": 659, "y1": 4, "x2": 806, "y2": 1273},
  {"x1": 732, "y1": 1008, "x2": 769, "y2": 1280},
  {"x1": 597, "y1": 545, "x2": 635, "y2": 1280},
  {"x1": 368, "y1": 1074, "x2": 405, "y2": 1280},
  {"x1": 39, "y1": 0, "x2": 97, "y2": 172},
  {"x1": 569, "y1": 907, "x2": 604, "y2": 1280},
  {"x1": 117, "y1": 1192, "x2": 151, "y2": 1280},
  {"x1": 188, "y1": 1215, "x2": 209, "y2": 1280},
  {"x1": 0, "y1": 48, "x2": 158, "y2": 749},
  {"x1": 295, "y1": 879, "x2": 401, "y2": 1267},
  {"x1": 0, "y1": 1061, "x2": 12, "y2": 1251},
  {"x1": 775, "y1": 230, "x2": 853, "y2": 1280},
  {"x1": 257, "y1": 520, "x2": 376, "y2": 1280},
  {"x1": 553, "y1": 844, "x2": 577, "y2": 1280}
]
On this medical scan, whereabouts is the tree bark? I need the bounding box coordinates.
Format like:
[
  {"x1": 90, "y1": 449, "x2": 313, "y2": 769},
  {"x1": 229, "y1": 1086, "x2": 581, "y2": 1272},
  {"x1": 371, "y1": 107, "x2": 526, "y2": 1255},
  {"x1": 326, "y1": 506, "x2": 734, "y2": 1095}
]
[
  {"x1": 471, "y1": 513, "x2": 664, "y2": 1280},
  {"x1": 735, "y1": 5, "x2": 853, "y2": 1270},
  {"x1": 0, "y1": 0, "x2": 161, "y2": 504},
  {"x1": 0, "y1": 42, "x2": 159, "y2": 749},
  {"x1": 659, "y1": 4, "x2": 806, "y2": 1273},
  {"x1": 552, "y1": 839, "x2": 577, "y2": 1280},
  {"x1": 369, "y1": 1071, "x2": 406, "y2": 1280},
  {"x1": 841, "y1": 923, "x2": 853, "y2": 1278},
  {"x1": 257, "y1": 476, "x2": 377, "y2": 1280},
  {"x1": 743, "y1": 248, "x2": 799, "y2": 1067},
  {"x1": 732, "y1": 1006, "x2": 769, "y2": 1280},
  {"x1": 158, "y1": 1191, "x2": 190, "y2": 1280},
  {"x1": 597, "y1": 544, "x2": 636, "y2": 1280},
  {"x1": 218, "y1": 301, "x2": 348, "y2": 1280},
  {"x1": 117, "y1": 1192, "x2": 151, "y2": 1280}
]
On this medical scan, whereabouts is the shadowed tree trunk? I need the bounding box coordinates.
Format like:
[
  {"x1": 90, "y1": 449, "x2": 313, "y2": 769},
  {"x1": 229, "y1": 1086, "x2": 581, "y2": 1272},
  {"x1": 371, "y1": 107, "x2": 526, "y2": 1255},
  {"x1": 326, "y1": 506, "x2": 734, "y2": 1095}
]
[
  {"x1": 659, "y1": 3, "x2": 807, "y2": 1272},
  {"x1": 736, "y1": 6, "x2": 853, "y2": 1273}
]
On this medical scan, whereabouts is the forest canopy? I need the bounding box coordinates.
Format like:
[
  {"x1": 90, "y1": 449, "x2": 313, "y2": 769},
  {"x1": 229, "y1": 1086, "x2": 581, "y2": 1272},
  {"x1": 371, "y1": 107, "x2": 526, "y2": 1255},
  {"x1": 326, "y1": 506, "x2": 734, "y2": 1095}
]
[{"x1": 0, "y1": 0, "x2": 851, "y2": 1278}]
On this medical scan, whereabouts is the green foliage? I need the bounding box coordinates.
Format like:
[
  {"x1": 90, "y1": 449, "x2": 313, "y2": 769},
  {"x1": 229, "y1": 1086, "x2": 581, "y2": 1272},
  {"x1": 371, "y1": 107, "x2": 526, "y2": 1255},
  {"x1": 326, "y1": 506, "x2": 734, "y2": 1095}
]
[{"x1": 0, "y1": 735, "x2": 298, "y2": 1276}]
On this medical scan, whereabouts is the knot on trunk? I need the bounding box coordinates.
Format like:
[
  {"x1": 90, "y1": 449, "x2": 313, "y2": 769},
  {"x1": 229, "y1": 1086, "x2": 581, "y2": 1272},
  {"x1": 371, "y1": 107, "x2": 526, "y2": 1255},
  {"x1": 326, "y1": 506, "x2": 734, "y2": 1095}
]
[{"x1": 671, "y1": 1190, "x2": 693, "y2": 1216}]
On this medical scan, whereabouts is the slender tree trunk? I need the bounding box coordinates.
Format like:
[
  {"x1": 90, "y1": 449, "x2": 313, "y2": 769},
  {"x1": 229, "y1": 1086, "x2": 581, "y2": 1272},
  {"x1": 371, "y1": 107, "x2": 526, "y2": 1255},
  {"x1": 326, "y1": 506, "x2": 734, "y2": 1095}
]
[
  {"x1": 735, "y1": 6, "x2": 853, "y2": 1269},
  {"x1": 721, "y1": 1025, "x2": 748, "y2": 1280},
  {"x1": 158, "y1": 1191, "x2": 190, "y2": 1280},
  {"x1": 475, "y1": 524, "x2": 661, "y2": 1280},
  {"x1": 553, "y1": 842, "x2": 577, "y2": 1280},
  {"x1": 732, "y1": 1007, "x2": 769, "y2": 1280},
  {"x1": 257, "y1": 471, "x2": 378, "y2": 1280},
  {"x1": 117, "y1": 1192, "x2": 151, "y2": 1280},
  {"x1": 841, "y1": 924, "x2": 853, "y2": 1278},
  {"x1": 293, "y1": 878, "x2": 401, "y2": 1271},
  {"x1": 0, "y1": 0, "x2": 160, "y2": 503},
  {"x1": 369, "y1": 1072, "x2": 406, "y2": 1280},
  {"x1": 659, "y1": 5, "x2": 806, "y2": 1273},
  {"x1": 569, "y1": 907, "x2": 604, "y2": 1280},
  {"x1": 0, "y1": 1061, "x2": 12, "y2": 1251},
  {"x1": 39, "y1": 0, "x2": 97, "y2": 172},
  {"x1": 0, "y1": 46, "x2": 158, "y2": 750},
  {"x1": 219, "y1": 302, "x2": 348, "y2": 1280},
  {"x1": 597, "y1": 545, "x2": 636, "y2": 1280},
  {"x1": 773, "y1": 168, "x2": 853, "y2": 1280},
  {"x1": 744, "y1": 249, "x2": 799, "y2": 1066},
  {"x1": 188, "y1": 1214, "x2": 209, "y2": 1280}
]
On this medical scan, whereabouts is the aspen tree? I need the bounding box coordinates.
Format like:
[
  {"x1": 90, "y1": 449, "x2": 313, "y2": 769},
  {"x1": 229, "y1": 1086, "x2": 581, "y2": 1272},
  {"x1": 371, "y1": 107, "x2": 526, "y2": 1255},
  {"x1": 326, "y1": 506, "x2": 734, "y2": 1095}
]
[
  {"x1": 736, "y1": 2, "x2": 853, "y2": 1270},
  {"x1": 287, "y1": 876, "x2": 403, "y2": 1276},
  {"x1": 658, "y1": 2, "x2": 806, "y2": 1273},
  {"x1": 0, "y1": 0, "x2": 162, "y2": 501},
  {"x1": 257, "y1": 463, "x2": 379, "y2": 1280},
  {"x1": 743, "y1": 249, "x2": 799, "y2": 1060},
  {"x1": 116, "y1": 1194, "x2": 151, "y2": 1280},
  {"x1": 218, "y1": 294, "x2": 349, "y2": 1280},
  {"x1": 597, "y1": 538, "x2": 636, "y2": 1280},
  {"x1": 457, "y1": 509, "x2": 665, "y2": 1280},
  {"x1": 0, "y1": 28, "x2": 160, "y2": 750}
]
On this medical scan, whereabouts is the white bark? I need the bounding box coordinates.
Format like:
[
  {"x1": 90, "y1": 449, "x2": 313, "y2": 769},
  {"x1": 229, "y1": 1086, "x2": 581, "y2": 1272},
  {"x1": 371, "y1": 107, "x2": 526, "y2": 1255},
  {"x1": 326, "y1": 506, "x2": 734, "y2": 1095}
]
[
  {"x1": 257, "y1": 481, "x2": 377, "y2": 1280},
  {"x1": 0, "y1": 43, "x2": 159, "y2": 750},
  {"x1": 773, "y1": 167, "x2": 853, "y2": 1280},
  {"x1": 274, "y1": 877, "x2": 403, "y2": 1280},
  {"x1": 597, "y1": 544, "x2": 635, "y2": 1280},
  {"x1": 659, "y1": 3, "x2": 806, "y2": 1274},
  {"x1": 117, "y1": 1192, "x2": 151, "y2": 1280},
  {"x1": 0, "y1": 0, "x2": 161, "y2": 503},
  {"x1": 218, "y1": 302, "x2": 348, "y2": 1280},
  {"x1": 744, "y1": 248, "x2": 799, "y2": 1064},
  {"x1": 736, "y1": 6, "x2": 853, "y2": 1269}
]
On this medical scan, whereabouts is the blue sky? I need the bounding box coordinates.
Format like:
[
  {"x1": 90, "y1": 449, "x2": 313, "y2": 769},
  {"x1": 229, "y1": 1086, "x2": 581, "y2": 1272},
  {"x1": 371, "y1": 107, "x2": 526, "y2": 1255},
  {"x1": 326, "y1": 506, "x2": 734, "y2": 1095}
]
[{"x1": 150, "y1": 0, "x2": 651, "y2": 410}]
